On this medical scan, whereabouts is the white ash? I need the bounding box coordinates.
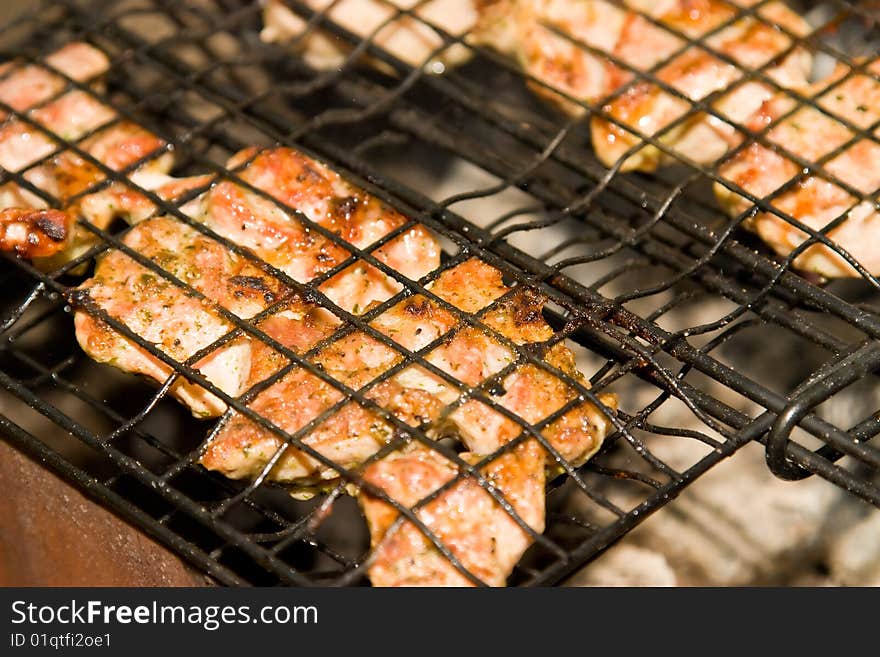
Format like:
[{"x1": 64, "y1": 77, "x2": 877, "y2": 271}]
[
  {"x1": 565, "y1": 545, "x2": 677, "y2": 587},
  {"x1": 826, "y1": 508, "x2": 880, "y2": 586},
  {"x1": 622, "y1": 443, "x2": 839, "y2": 586}
]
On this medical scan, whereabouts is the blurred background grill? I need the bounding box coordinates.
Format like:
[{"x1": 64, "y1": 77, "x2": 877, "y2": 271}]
[{"x1": 1, "y1": 0, "x2": 879, "y2": 586}]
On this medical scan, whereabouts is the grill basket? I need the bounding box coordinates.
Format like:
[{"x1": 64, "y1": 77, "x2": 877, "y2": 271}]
[{"x1": 1, "y1": 0, "x2": 879, "y2": 586}]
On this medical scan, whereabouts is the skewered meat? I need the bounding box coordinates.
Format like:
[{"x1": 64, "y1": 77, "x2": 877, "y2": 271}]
[
  {"x1": 261, "y1": 0, "x2": 477, "y2": 72},
  {"x1": 715, "y1": 58, "x2": 880, "y2": 278}
]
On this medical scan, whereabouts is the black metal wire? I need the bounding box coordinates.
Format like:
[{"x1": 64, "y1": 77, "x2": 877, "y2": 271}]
[{"x1": 0, "y1": 0, "x2": 879, "y2": 587}]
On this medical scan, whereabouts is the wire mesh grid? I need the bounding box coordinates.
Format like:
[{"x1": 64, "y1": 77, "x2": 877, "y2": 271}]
[{"x1": 0, "y1": 0, "x2": 879, "y2": 586}]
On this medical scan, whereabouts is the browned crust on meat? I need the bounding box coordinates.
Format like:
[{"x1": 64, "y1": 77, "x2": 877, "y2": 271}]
[{"x1": 0, "y1": 208, "x2": 70, "y2": 258}]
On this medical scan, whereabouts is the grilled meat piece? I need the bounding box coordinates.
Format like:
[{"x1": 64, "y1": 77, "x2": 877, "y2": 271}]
[
  {"x1": 199, "y1": 267, "x2": 454, "y2": 484},
  {"x1": 0, "y1": 42, "x2": 179, "y2": 268},
  {"x1": 204, "y1": 146, "x2": 439, "y2": 314},
  {"x1": 473, "y1": 0, "x2": 811, "y2": 172},
  {"x1": 0, "y1": 42, "x2": 108, "y2": 115},
  {"x1": 0, "y1": 43, "x2": 114, "y2": 220},
  {"x1": 354, "y1": 259, "x2": 615, "y2": 586},
  {"x1": 51, "y1": 114, "x2": 616, "y2": 586},
  {"x1": 360, "y1": 441, "x2": 546, "y2": 586},
  {"x1": 74, "y1": 215, "x2": 286, "y2": 417},
  {"x1": 476, "y1": 0, "x2": 875, "y2": 278},
  {"x1": 201, "y1": 256, "x2": 616, "y2": 489},
  {"x1": 404, "y1": 258, "x2": 617, "y2": 465},
  {"x1": 76, "y1": 145, "x2": 442, "y2": 426},
  {"x1": 473, "y1": 0, "x2": 630, "y2": 113},
  {"x1": 261, "y1": 0, "x2": 477, "y2": 72},
  {"x1": 715, "y1": 58, "x2": 880, "y2": 277},
  {"x1": 591, "y1": 0, "x2": 811, "y2": 171}
]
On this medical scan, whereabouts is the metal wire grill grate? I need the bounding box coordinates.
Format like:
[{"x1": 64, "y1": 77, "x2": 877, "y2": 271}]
[{"x1": 1, "y1": 0, "x2": 879, "y2": 586}]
